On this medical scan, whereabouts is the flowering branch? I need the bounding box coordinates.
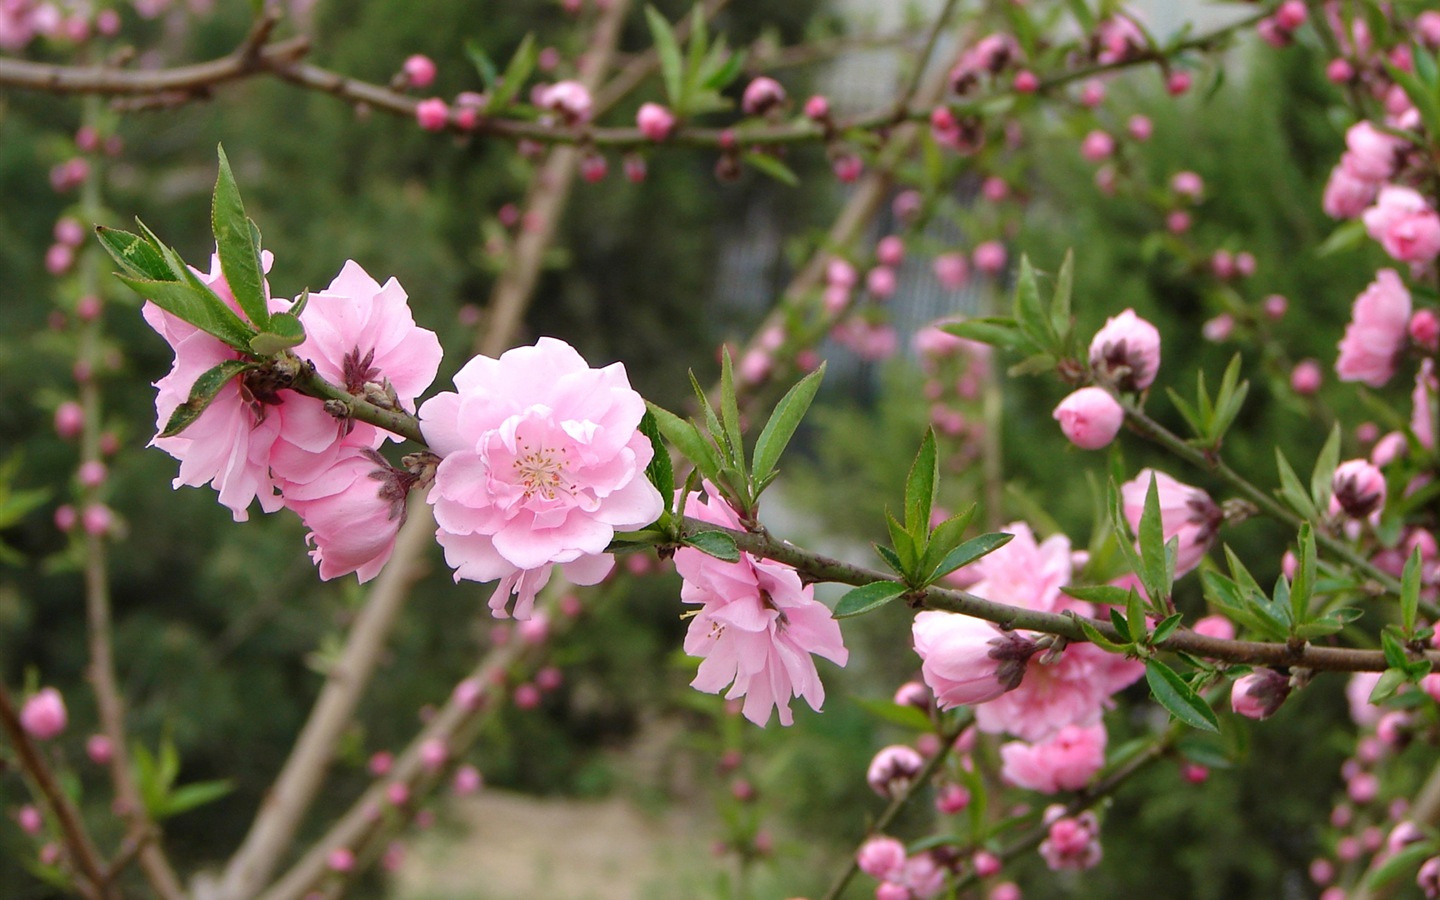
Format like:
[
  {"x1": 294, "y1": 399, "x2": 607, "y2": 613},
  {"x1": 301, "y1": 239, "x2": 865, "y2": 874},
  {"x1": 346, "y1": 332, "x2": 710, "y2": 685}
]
[
  {"x1": 680, "y1": 517, "x2": 1438, "y2": 673},
  {"x1": 0, "y1": 679, "x2": 110, "y2": 900}
]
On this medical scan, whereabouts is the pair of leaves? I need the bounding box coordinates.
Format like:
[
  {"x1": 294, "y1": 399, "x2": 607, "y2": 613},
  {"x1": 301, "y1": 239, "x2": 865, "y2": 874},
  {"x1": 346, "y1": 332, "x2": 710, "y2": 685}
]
[
  {"x1": 943, "y1": 251, "x2": 1076, "y2": 378},
  {"x1": 466, "y1": 33, "x2": 538, "y2": 113},
  {"x1": 644, "y1": 5, "x2": 747, "y2": 118},
  {"x1": 1273, "y1": 425, "x2": 1341, "y2": 523},
  {"x1": 1167, "y1": 354, "x2": 1249, "y2": 450},
  {"x1": 133, "y1": 739, "x2": 233, "y2": 822}
]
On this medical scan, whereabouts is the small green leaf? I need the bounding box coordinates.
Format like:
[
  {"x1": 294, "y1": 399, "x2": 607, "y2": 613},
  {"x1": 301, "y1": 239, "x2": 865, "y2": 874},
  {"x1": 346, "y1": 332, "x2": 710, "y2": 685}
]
[
  {"x1": 116, "y1": 275, "x2": 256, "y2": 353},
  {"x1": 1275, "y1": 448, "x2": 1319, "y2": 520},
  {"x1": 834, "y1": 581, "x2": 908, "y2": 618},
  {"x1": 1012, "y1": 256, "x2": 1055, "y2": 351},
  {"x1": 886, "y1": 510, "x2": 918, "y2": 574},
  {"x1": 742, "y1": 152, "x2": 800, "y2": 187},
  {"x1": 1077, "y1": 616, "x2": 1131, "y2": 654},
  {"x1": 928, "y1": 532, "x2": 1013, "y2": 583},
  {"x1": 1050, "y1": 249, "x2": 1075, "y2": 347},
  {"x1": 488, "y1": 33, "x2": 538, "y2": 111},
  {"x1": 644, "y1": 6, "x2": 685, "y2": 107},
  {"x1": 156, "y1": 780, "x2": 233, "y2": 820},
  {"x1": 160, "y1": 360, "x2": 256, "y2": 438},
  {"x1": 917, "y1": 505, "x2": 978, "y2": 577},
  {"x1": 683, "y1": 530, "x2": 740, "y2": 563},
  {"x1": 1316, "y1": 218, "x2": 1368, "y2": 257},
  {"x1": 94, "y1": 226, "x2": 171, "y2": 282},
  {"x1": 1402, "y1": 546, "x2": 1423, "y2": 635},
  {"x1": 942, "y1": 317, "x2": 1036, "y2": 352},
  {"x1": 248, "y1": 311, "x2": 306, "y2": 356},
  {"x1": 1382, "y1": 629, "x2": 1410, "y2": 670},
  {"x1": 1126, "y1": 586, "x2": 1148, "y2": 643},
  {"x1": 874, "y1": 544, "x2": 906, "y2": 577},
  {"x1": 1151, "y1": 613, "x2": 1184, "y2": 645},
  {"x1": 1290, "y1": 524, "x2": 1317, "y2": 626},
  {"x1": 1137, "y1": 472, "x2": 1168, "y2": 608},
  {"x1": 1145, "y1": 659, "x2": 1219, "y2": 732},
  {"x1": 638, "y1": 409, "x2": 675, "y2": 516},
  {"x1": 718, "y1": 349, "x2": 745, "y2": 470},
  {"x1": 464, "y1": 39, "x2": 499, "y2": 89},
  {"x1": 904, "y1": 429, "x2": 939, "y2": 544},
  {"x1": 751, "y1": 362, "x2": 825, "y2": 488},
  {"x1": 1369, "y1": 667, "x2": 1408, "y2": 704},
  {"x1": 212, "y1": 146, "x2": 270, "y2": 330},
  {"x1": 648, "y1": 402, "x2": 721, "y2": 483},
  {"x1": 850, "y1": 696, "x2": 933, "y2": 731},
  {"x1": 1060, "y1": 584, "x2": 1135, "y2": 606},
  {"x1": 1310, "y1": 424, "x2": 1342, "y2": 513},
  {"x1": 1363, "y1": 840, "x2": 1435, "y2": 890}
]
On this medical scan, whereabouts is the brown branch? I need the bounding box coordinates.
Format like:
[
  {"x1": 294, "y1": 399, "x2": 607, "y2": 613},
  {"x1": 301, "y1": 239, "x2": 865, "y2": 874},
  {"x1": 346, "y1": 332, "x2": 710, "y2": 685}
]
[
  {"x1": 0, "y1": 680, "x2": 111, "y2": 900},
  {"x1": 0, "y1": 35, "x2": 309, "y2": 96}
]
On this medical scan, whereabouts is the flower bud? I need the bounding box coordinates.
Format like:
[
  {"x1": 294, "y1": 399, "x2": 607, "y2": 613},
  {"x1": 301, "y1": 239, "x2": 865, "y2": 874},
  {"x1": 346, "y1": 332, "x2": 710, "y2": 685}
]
[
  {"x1": 1291, "y1": 359, "x2": 1322, "y2": 395},
  {"x1": 54, "y1": 402, "x2": 84, "y2": 440},
  {"x1": 972, "y1": 241, "x2": 1006, "y2": 276},
  {"x1": 1053, "y1": 387, "x2": 1124, "y2": 450},
  {"x1": 537, "y1": 80, "x2": 593, "y2": 124},
  {"x1": 933, "y1": 253, "x2": 969, "y2": 290},
  {"x1": 1080, "y1": 130, "x2": 1114, "y2": 161},
  {"x1": 21, "y1": 688, "x2": 67, "y2": 740},
  {"x1": 327, "y1": 847, "x2": 355, "y2": 873},
  {"x1": 1089, "y1": 309, "x2": 1161, "y2": 391},
  {"x1": 1411, "y1": 309, "x2": 1439, "y2": 352},
  {"x1": 912, "y1": 611, "x2": 1038, "y2": 708},
  {"x1": 453, "y1": 764, "x2": 483, "y2": 795},
  {"x1": 867, "y1": 745, "x2": 925, "y2": 798},
  {"x1": 419, "y1": 739, "x2": 447, "y2": 773},
  {"x1": 856, "y1": 836, "x2": 907, "y2": 879},
  {"x1": 1013, "y1": 70, "x2": 1039, "y2": 93},
  {"x1": 1420, "y1": 857, "x2": 1440, "y2": 899},
  {"x1": 415, "y1": 98, "x2": 449, "y2": 131},
  {"x1": 86, "y1": 734, "x2": 113, "y2": 765},
  {"x1": 402, "y1": 54, "x2": 437, "y2": 88},
  {"x1": 1230, "y1": 669, "x2": 1290, "y2": 720},
  {"x1": 1331, "y1": 458, "x2": 1386, "y2": 519},
  {"x1": 636, "y1": 102, "x2": 676, "y2": 141},
  {"x1": 740, "y1": 76, "x2": 786, "y2": 116},
  {"x1": 803, "y1": 94, "x2": 830, "y2": 121},
  {"x1": 1128, "y1": 115, "x2": 1153, "y2": 141},
  {"x1": 17, "y1": 805, "x2": 42, "y2": 835}
]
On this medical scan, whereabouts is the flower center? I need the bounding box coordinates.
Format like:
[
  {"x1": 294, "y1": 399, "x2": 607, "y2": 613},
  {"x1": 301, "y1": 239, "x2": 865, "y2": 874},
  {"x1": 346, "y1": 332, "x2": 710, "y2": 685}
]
[{"x1": 512, "y1": 442, "x2": 571, "y2": 501}]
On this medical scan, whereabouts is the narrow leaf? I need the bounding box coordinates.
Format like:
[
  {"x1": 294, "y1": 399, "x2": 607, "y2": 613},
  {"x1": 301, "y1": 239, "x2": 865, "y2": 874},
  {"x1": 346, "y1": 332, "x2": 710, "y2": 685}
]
[
  {"x1": 1145, "y1": 659, "x2": 1219, "y2": 732},
  {"x1": 116, "y1": 275, "x2": 256, "y2": 352},
  {"x1": 212, "y1": 146, "x2": 270, "y2": 329},
  {"x1": 751, "y1": 362, "x2": 825, "y2": 487},
  {"x1": 904, "y1": 429, "x2": 939, "y2": 542},
  {"x1": 644, "y1": 6, "x2": 685, "y2": 106},
  {"x1": 834, "y1": 581, "x2": 908, "y2": 618},
  {"x1": 1078, "y1": 616, "x2": 1131, "y2": 654},
  {"x1": 928, "y1": 532, "x2": 1013, "y2": 583},
  {"x1": 1275, "y1": 448, "x2": 1319, "y2": 520},
  {"x1": 489, "y1": 33, "x2": 538, "y2": 111},
  {"x1": 742, "y1": 152, "x2": 800, "y2": 187},
  {"x1": 683, "y1": 530, "x2": 740, "y2": 563},
  {"x1": 1310, "y1": 424, "x2": 1342, "y2": 513},
  {"x1": 647, "y1": 402, "x2": 721, "y2": 482},
  {"x1": 1290, "y1": 524, "x2": 1316, "y2": 625},
  {"x1": 638, "y1": 409, "x2": 675, "y2": 516},
  {"x1": 160, "y1": 360, "x2": 255, "y2": 438},
  {"x1": 1137, "y1": 473, "x2": 1168, "y2": 606},
  {"x1": 1012, "y1": 255, "x2": 1055, "y2": 350},
  {"x1": 1402, "y1": 546, "x2": 1423, "y2": 634},
  {"x1": 94, "y1": 226, "x2": 171, "y2": 282}
]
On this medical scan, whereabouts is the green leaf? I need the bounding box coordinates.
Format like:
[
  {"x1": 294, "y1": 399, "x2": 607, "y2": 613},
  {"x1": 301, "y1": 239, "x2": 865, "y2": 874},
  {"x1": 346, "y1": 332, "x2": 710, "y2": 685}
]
[
  {"x1": 1125, "y1": 586, "x2": 1148, "y2": 642},
  {"x1": 1064, "y1": 0, "x2": 1096, "y2": 32},
  {"x1": 874, "y1": 544, "x2": 907, "y2": 577},
  {"x1": 94, "y1": 226, "x2": 171, "y2": 282},
  {"x1": 1145, "y1": 659, "x2": 1219, "y2": 732},
  {"x1": 700, "y1": 44, "x2": 746, "y2": 91},
  {"x1": 212, "y1": 146, "x2": 270, "y2": 330},
  {"x1": 1382, "y1": 629, "x2": 1409, "y2": 670},
  {"x1": 489, "y1": 33, "x2": 538, "y2": 111},
  {"x1": 742, "y1": 152, "x2": 800, "y2": 187},
  {"x1": 850, "y1": 696, "x2": 934, "y2": 732},
  {"x1": 917, "y1": 505, "x2": 978, "y2": 577},
  {"x1": 1136, "y1": 473, "x2": 1169, "y2": 608},
  {"x1": 248, "y1": 311, "x2": 306, "y2": 356},
  {"x1": 1315, "y1": 218, "x2": 1368, "y2": 257},
  {"x1": 942, "y1": 317, "x2": 1035, "y2": 352},
  {"x1": 1274, "y1": 448, "x2": 1318, "y2": 520},
  {"x1": 1209, "y1": 355, "x2": 1249, "y2": 444},
  {"x1": 1050, "y1": 249, "x2": 1075, "y2": 347},
  {"x1": 464, "y1": 39, "x2": 500, "y2": 89},
  {"x1": 1402, "y1": 546, "x2": 1423, "y2": 635},
  {"x1": 159, "y1": 360, "x2": 256, "y2": 438},
  {"x1": 1363, "y1": 840, "x2": 1435, "y2": 890},
  {"x1": 904, "y1": 429, "x2": 939, "y2": 543},
  {"x1": 1290, "y1": 524, "x2": 1316, "y2": 626},
  {"x1": 1061, "y1": 584, "x2": 1135, "y2": 606},
  {"x1": 644, "y1": 6, "x2": 685, "y2": 107},
  {"x1": 648, "y1": 402, "x2": 721, "y2": 483},
  {"x1": 1151, "y1": 613, "x2": 1184, "y2": 645},
  {"x1": 683, "y1": 530, "x2": 740, "y2": 563},
  {"x1": 751, "y1": 362, "x2": 825, "y2": 488},
  {"x1": 834, "y1": 581, "x2": 908, "y2": 618},
  {"x1": 1368, "y1": 667, "x2": 1408, "y2": 704},
  {"x1": 117, "y1": 275, "x2": 256, "y2": 353},
  {"x1": 638, "y1": 409, "x2": 675, "y2": 516},
  {"x1": 683, "y1": 4, "x2": 709, "y2": 104},
  {"x1": 928, "y1": 532, "x2": 1013, "y2": 583},
  {"x1": 1077, "y1": 616, "x2": 1131, "y2": 654},
  {"x1": 1012, "y1": 255, "x2": 1055, "y2": 351},
  {"x1": 1310, "y1": 424, "x2": 1342, "y2": 513},
  {"x1": 156, "y1": 780, "x2": 233, "y2": 820},
  {"x1": 886, "y1": 510, "x2": 918, "y2": 574}
]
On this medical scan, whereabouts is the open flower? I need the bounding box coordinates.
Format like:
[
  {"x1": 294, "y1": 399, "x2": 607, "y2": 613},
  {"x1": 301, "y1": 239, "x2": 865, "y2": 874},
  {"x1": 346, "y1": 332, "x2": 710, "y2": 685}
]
[
  {"x1": 420, "y1": 337, "x2": 663, "y2": 619},
  {"x1": 1120, "y1": 469, "x2": 1222, "y2": 577},
  {"x1": 1336, "y1": 269, "x2": 1411, "y2": 388},
  {"x1": 281, "y1": 448, "x2": 415, "y2": 583},
  {"x1": 1000, "y1": 722, "x2": 1107, "y2": 793},
  {"x1": 675, "y1": 486, "x2": 849, "y2": 726}
]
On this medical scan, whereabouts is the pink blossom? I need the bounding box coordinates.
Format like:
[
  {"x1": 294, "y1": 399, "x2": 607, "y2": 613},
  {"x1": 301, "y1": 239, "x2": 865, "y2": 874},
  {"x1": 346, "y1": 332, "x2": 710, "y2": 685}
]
[
  {"x1": 1128, "y1": 115, "x2": 1153, "y2": 141},
  {"x1": 1231, "y1": 669, "x2": 1290, "y2": 720},
  {"x1": 967, "y1": 521, "x2": 1084, "y2": 617},
  {"x1": 932, "y1": 253, "x2": 969, "y2": 290},
  {"x1": 1000, "y1": 722, "x2": 1107, "y2": 793},
  {"x1": 536, "y1": 80, "x2": 593, "y2": 123},
  {"x1": 1089, "y1": 309, "x2": 1161, "y2": 391},
  {"x1": 950, "y1": 33, "x2": 1020, "y2": 91},
  {"x1": 674, "y1": 486, "x2": 848, "y2": 727},
  {"x1": 20, "y1": 687, "x2": 67, "y2": 740},
  {"x1": 1013, "y1": 70, "x2": 1038, "y2": 93},
  {"x1": 803, "y1": 94, "x2": 830, "y2": 121},
  {"x1": 636, "y1": 102, "x2": 676, "y2": 141},
  {"x1": 1202, "y1": 314, "x2": 1234, "y2": 343},
  {"x1": 415, "y1": 98, "x2": 449, "y2": 131},
  {"x1": 421, "y1": 338, "x2": 663, "y2": 619},
  {"x1": 1039, "y1": 807, "x2": 1102, "y2": 870},
  {"x1": 972, "y1": 241, "x2": 1006, "y2": 276},
  {"x1": 867, "y1": 744, "x2": 924, "y2": 797},
  {"x1": 1080, "y1": 130, "x2": 1114, "y2": 162},
  {"x1": 911, "y1": 610, "x2": 1037, "y2": 709},
  {"x1": 1336, "y1": 269, "x2": 1411, "y2": 388},
  {"x1": 857, "y1": 836, "x2": 907, "y2": 880},
  {"x1": 1323, "y1": 164, "x2": 1379, "y2": 218},
  {"x1": 1411, "y1": 310, "x2": 1440, "y2": 352},
  {"x1": 935, "y1": 783, "x2": 969, "y2": 813},
  {"x1": 1420, "y1": 12, "x2": 1440, "y2": 49},
  {"x1": 1330, "y1": 458, "x2": 1386, "y2": 519},
  {"x1": 882, "y1": 853, "x2": 947, "y2": 899},
  {"x1": 281, "y1": 449, "x2": 411, "y2": 582},
  {"x1": 1363, "y1": 186, "x2": 1440, "y2": 265},
  {"x1": 54, "y1": 401, "x2": 84, "y2": 439},
  {"x1": 740, "y1": 76, "x2": 786, "y2": 116},
  {"x1": 1053, "y1": 387, "x2": 1124, "y2": 450},
  {"x1": 1120, "y1": 469, "x2": 1221, "y2": 577},
  {"x1": 402, "y1": 54, "x2": 437, "y2": 88},
  {"x1": 1171, "y1": 171, "x2": 1204, "y2": 201},
  {"x1": 1344, "y1": 122, "x2": 1405, "y2": 182},
  {"x1": 1095, "y1": 17, "x2": 1144, "y2": 64},
  {"x1": 974, "y1": 641, "x2": 1140, "y2": 742},
  {"x1": 1192, "y1": 615, "x2": 1235, "y2": 641},
  {"x1": 327, "y1": 848, "x2": 355, "y2": 873},
  {"x1": 1292, "y1": 359, "x2": 1322, "y2": 395}
]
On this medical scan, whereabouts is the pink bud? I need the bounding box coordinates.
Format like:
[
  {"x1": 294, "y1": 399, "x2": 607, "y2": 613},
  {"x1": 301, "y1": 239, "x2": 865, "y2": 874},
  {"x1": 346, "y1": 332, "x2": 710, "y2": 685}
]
[
  {"x1": 517, "y1": 612, "x2": 549, "y2": 645},
  {"x1": 453, "y1": 764, "x2": 482, "y2": 795},
  {"x1": 973, "y1": 241, "x2": 1007, "y2": 276},
  {"x1": 1013, "y1": 70, "x2": 1039, "y2": 93},
  {"x1": 1331, "y1": 458, "x2": 1386, "y2": 518},
  {"x1": 1211, "y1": 250, "x2": 1235, "y2": 279},
  {"x1": 1276, "y1": 1, "x2": 1306, "y2": 30},
  {"x1": 45, "y1": 244, "x2": 74, "y2": 275},
  {"x1": 1128, "y1": 115, "x2": 1153, "y2": 141},
  {"x1": 1079, "y1": 79, "x2": 1105, "y2": 108},
  {"x1": 1181, "y1": 763, "x2": 1209, "y2": 784},
  {"x1": 856, "y1": 836, "x2": 906, "y2": 880},
  {"x1": 1421, "y1": 857, "x2": 1440, "y2": 899},
  {"x1": 866, "y1": 266, "x2": 897, "y2": 299},
  {"x1": 579, "y1": 153, "x2": 608, "y2": 183},
  {"x1": 1166, "y1": 210, "x2": 1191, "y2": 234},
  {"x1": 1053, "y1": 387, "x2": 1124, "y2": 450},
  {"x1": 867, "y1": 745, "x2": 924, "y2": 798},
  {"x1": 453, "y1": 678, "x2": 484, "y2": 711},
  {"x1": 513, "y1": 682, "x2": 542, "y2": 709},
  {"x1": 831, "y1": 153, "x2": 862, "y2": 183},
  {"x1": 86, "y1": 734, "x2": 113, "y2": 765},
  {"x1": 730, "y1": 778, "x2": 755, "y2": 802},
  {"x1": 39, "y1": 843, "x2": 61, "y2": 866},
  {"x1": 1235, "y1": 251, "x2": 1256, "y2": 277},
  {"x1": 559, "y1": 593, "x2": 583, "y2": 617},
  {"x1": 636, "y1": 102, "x2": 676, "y2": 141},
  {"x1": 419, "y1": 739, "x2": 447, "y2": 772},
  {"x1": 75, "y1": 126, "x2": 100, "y2": 152},
  {"x1": 1348, "y1": 771, "x2": 1379, "y2": 805},
  {"x1": 1291, "y1": 359, "x2": 1322, "y2": 395},
  {"x1": 1089, "y1": 309, "x2": 1161, "y2": 391},
  {"x1": 75, "y1": 294, "x2": 102, "y2": 322},
  {"x1": 933, "y1": 252, "x2": 969, "y2": 290},
  {"x1": 368, "y1": 751, "x2": 394, "y2": 776},
  {"x1": 1171, "y1": 171, "x2": 1204, "y2": 201},
  {"x1": 974, "y1": 849, "x2": 1002, "y2": 877},
  {"x1": 17, "y1": 805, "x2": 42, "y2": 835},
  {"x1": 402, "y1": 54, "x2": 437, "y2": 88},
  {"x1": 1264, "y1": 294, "x2": 1288, "y2": 320},
  {"x1": 1202, "y1": 314, "x2": 1233, "y2": 343},
  {"x1": 54, "y1": 402, "x2": 84, "y2": 439},
  {"x1": 803, "y1": 94, "x2": 830, "y2": 121},
  {"x1": 741, "y1": 76, "x2": 786, "y2": 116},
  {"x1": 54, "y1": 505, "x2": 77, "y2": 532},
  {"x1": 1080, "y1": 130, "x2": 1115, "y2": 161},
  {"x1": 21, "y1": 688, "x2": 67, "y2": 740},
  {"x1": 1167, "y1": 70, "x2": 1193, "y2": 95},
  {"x1": 991, "y1": 883, "x2": 1022, "y2": 900},
  {"x1": 81, "y1": 504, "x2": 112, "y2": 536},
  {"x1": 327, "y1": 847, "x2": 355, "y2": 873},
  {"x1": 1410, "y1": 309, "x2": 1439, "y2": 351},
  {"x1": 53, "y1": 218, "x2": 85, "y2": 247},
  {"x1": 415, "y1": 98, "x2": 449, "y2": 131},
  {"x1": 77, "y1": 461, "x2": 107, "y2": 489},
  {"x1": 1420, "y1": 12, "x2": 1440, "y2": 49},
  {"x1": 876, "y1": 235, "x2": 905, "y2": 267},
  {"x1": 537, "y1": 80, "x2": 592, "y2": 123},
  {"x1": 1327, "y1": 58, "x2": 1355, "y2": 84},
  {"x1": 1231, "y1": 670, "x2": 1289, "y2": 720},
  {"x1": 96, "y1": 9, "x2": 120, "y2": 35},
  {"x1": 386, "y1": 782, "x2": 410, "y2": 807},
  {"x1": 537, "y1": 47, "x2": 560, "y2": 72}
]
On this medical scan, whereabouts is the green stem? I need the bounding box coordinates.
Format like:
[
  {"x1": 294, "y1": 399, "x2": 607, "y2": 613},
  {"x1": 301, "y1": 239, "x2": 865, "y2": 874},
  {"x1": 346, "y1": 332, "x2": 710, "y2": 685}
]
[{"x1": 288, "y1": 360, "x2": 426, "y2": 445}]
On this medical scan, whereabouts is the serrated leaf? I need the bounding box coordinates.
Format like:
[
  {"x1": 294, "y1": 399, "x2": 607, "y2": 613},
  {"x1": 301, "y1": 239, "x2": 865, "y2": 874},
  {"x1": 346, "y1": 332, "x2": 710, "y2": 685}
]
[
  {"x1": 1050, "y1": 249, "x2": 1074, "y2": 348},
  {"x1": 212, "y1": 147, "x2": 270, "y2": 330},
  {"x1": 638, "y1": 409, "x2": 675, "y2": 517},
  {"x1": 834, "y1": 581, "x2": 908, "y2": 618},
  {"x1": 927, "y1": 532, "x2": 1012, "y2": 584},
  {"x1": 1209, "y1": 355, "x2": 1248, "y2": 443},
  {"x1": 248, "y1": 311, "x2": 306, "y2": 356},
  {"x1": 904, "y1": 429, "x2": 938, "y2": 543},
  {"x1": 1290, "y1": 524, "x2": 1316, "y2": 626},
  {"x1": 160, "y1": 360, "x2": 255, "y2": 438},
  {"x1": 1126, "y1": 585, "x2": 1148, "y2": 642},
  {"x1": 742, "y1": 152, "x2": 799, "y2": 187},
  {"x1": 875, "y1": 543, "x2": 906, "y2": 577},
  {"x1": 1137, "y1": 472, "x2": 1168, "y2": 607},
  {"x1": 886, "y1": 510, "x2": 918, "y2": 574},
  {"x1": 1145, "y1": 659, "x2": 1219, "y2": 732},
  {"x1": 94, "y1": 226, "x2": 172, "y2": 282},
  {"x1": 918, "y1": 505, "x2": 978, "y2": 577},
  {"x1": 751, "y1": 363, "x2": 824, "y2": 488},
  {"x1": 647, "y1": 402, "x2": 721, "y2": 483},
  {"x1": 118, "y1": 275, "x2": 256, "y2": 353},
  {"x1": 644, "y1": 6, "x2": 686, "y2": 107},
  {"x1": 683, "y1": 530, "x2": 740, "y2": 563},
  {"x1": 1151, "y1": 613, "x2": 1183, "y2": 645}
]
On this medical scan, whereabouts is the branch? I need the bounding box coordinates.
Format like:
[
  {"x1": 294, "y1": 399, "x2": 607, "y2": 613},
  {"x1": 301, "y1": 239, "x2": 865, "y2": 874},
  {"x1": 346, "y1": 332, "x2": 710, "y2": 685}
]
[
  {"x1": 0, "y1": 679, "x2": 111, "y2": 900},
  {"x1": 680, "y1": 516, "x2": 1440, "y2": 673},
  {"x1": 0, "y1": 35, "x2": 309, "y2": 96}
]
